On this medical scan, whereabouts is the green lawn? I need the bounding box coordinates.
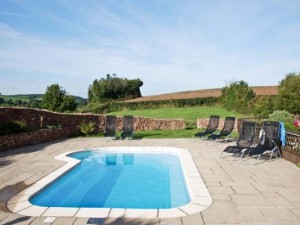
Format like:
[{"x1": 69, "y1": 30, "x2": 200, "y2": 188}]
[
  {"x1": 0, "y1": 95, "x2": 31, "y2": 102},
  {"x1": 107, "y1": 107, "x2": 241, "y2": 122},
  {"x1": 104, "y1": 106, "x2": 241, "y2": 138}
]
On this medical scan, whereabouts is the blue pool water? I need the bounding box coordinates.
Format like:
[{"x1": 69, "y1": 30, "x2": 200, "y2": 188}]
[{"x1": 30, "y1": 150, "x2": 191, "y2": 209}]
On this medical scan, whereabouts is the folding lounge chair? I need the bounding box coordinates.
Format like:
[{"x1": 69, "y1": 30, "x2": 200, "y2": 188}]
[
  {"x1": 208, "y1": 117, "x2": 236, "y2": 142},
  {"x1": 241, "y1": 121, "x2": 281, "y2": 161},
  {"x1": 120, "y1": 115, "x2": 134, "y2": 140},
  {"x1": 220, "y1": 121, "x2": 256, "y2": 158},
  {"x1": 195, "y1": 115, "x2": 220, "y2": 140},
  {"x1": 104, "y1": 115, "x2": 117, "y2": 139}
]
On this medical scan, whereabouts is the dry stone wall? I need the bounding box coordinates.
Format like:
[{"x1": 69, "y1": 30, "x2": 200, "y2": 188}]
[
  {"x1": 0, "y1": 107, "x2": 185, "y2": 151},
  {"x1": 197, "y1": 118, "x2": 238, "y2": 132},
  {"x1": 0, "y1": 128, "x2": 71, "y2": 152}
]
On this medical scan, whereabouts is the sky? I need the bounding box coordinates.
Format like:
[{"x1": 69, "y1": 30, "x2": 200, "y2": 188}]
[{"x1": 0, "y1": 0, "x2": 300, "y2": 98}]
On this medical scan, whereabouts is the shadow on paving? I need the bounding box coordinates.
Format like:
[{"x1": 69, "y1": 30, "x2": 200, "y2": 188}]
[
  {"x1": 0, "y1": 138, "x2": 69, "y2": 163},
  {"x1": 0, "y1": 159, "x2": 15, "y2": 167},
  {"x1": 0, "y1": 181, "x2": 30, "y2": 213},
  {"x1": 2, "y1": 216, "x2": 32, "y2": 225}
]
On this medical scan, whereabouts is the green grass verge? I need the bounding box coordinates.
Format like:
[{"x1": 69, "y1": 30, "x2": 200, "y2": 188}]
[
  {"x1": 90, "y1": 128, "x2": 238, "y2": 139},
  {"x1": 108, "y1": 107, "x2": 241, "y2": 122}
]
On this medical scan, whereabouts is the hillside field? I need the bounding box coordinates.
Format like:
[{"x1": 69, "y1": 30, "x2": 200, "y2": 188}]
[
  {"x1": 126, "y1": 86, "x2": 278, "y2": 102},
  {"x1": 108, "y1": 107, "x2": 242, "y2": 123}
]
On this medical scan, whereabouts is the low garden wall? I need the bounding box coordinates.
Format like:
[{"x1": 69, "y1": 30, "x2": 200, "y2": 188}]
[
  {"x1": 0, "y1": 128, "x2": 71, "y2": 152},
  {"x1": 197, "y1": 118, "x2": 238, "y2": 132},
  {"x1": 0, "y1": 107, "x2": 185, "y2": 151}
]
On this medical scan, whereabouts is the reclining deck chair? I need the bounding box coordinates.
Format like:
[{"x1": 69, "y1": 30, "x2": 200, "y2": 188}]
[
  {"x1": 220, "y1": 121, "x2": 256, "y2": 158},
  {"x1": 195, "y1": 115, "x2": 220, "y2": 140},
  {"x1": 104, "y1": 115, "x2": 117, "y2": 139},
  {"x1": 120, "y1": 115, "x2": 134, "y2": 140},
  {"x1": 241, "y1": 121, "x2": 281, "y2": 161},
  {"x1": 208, "y1": 117, "x2": 236, "y2": 142}
]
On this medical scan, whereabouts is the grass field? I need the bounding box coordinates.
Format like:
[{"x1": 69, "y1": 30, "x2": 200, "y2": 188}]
[
  {"x1": 105, "y1": 107, "x2": 241, "y2": 138},
  {"x1": 0, "y1": 95, "x2": 32, "y2": 102},
  {"x1": 107, "y1": 107, "x2": 241, "y2": 122}
]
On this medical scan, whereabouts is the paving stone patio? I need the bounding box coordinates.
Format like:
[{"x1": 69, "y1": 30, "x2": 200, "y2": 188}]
[{"x1": 0, "y1": 138, "x2": 299, "y2": 225}]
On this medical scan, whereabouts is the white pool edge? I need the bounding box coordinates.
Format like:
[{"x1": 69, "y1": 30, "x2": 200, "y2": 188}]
[{"x1": 7, "y1": 146, "x2": 212, "y2": 219}]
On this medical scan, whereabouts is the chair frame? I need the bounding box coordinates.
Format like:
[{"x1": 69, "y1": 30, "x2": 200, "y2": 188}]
[
  {"x1": 120, "y1": 115, "x2": 135, "y2": 140},
  {"x1": 195, "y1": 115, "x2": 220, "y2": 140},
  {"x1": 220, "y1": 121, "x2": 256, "y2": 159},
  {"x1": 208, "y1": 117, "x2": 236, "y2": 142},
  {"x1": 241, "y1": 121, "x2": 282, "y2": 162},
  {"x1": 104, "y1": 115, "x2": 117, "y2": 140}
]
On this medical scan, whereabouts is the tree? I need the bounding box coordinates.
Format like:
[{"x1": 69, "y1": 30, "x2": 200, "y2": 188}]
[
  {"x1": 221, "y1": 80, "x2": 255, "y2": 114},
  {"x1": 59, "y1": 95, "x2": 77, "y2": 112},
  {"x1": 88, "y1": 74, "x2": 143, "y2": 103},
  {"x1": 253, "y1": 95, "x2": 276, "y2": 116},
  {"x1": 0, "y1": 97, "x2": 4, "y2": 104},
  {"x1": 276, "y1": 72, "x2": 300, "y2": 114},
  {"x1": 41, "y1": 84, "x2": 77, "y2": 112},
  {"x1": 28, "y1": 99, "x2": 41, "y2": 108}
]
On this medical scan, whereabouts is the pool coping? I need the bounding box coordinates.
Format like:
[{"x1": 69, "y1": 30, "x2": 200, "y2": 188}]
[{"x1": 7, "y1": 146, "x2": 212, "y2": 219}]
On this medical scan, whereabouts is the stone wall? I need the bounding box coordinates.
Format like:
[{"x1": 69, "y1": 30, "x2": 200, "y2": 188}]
[
  {"x1": 0, "y1": 107, "x2": 185, "y2": 151},
  {"x1": 0, "y1": 107, "x2": 185, "y2": 132},
  {"x1": 0, "y1": 107, "x2": 103, "y2": 134},
  {"x1": 197, "y1": 118, "x2": 238, "y2": 132},
  {"x1": 0, "y1": 128, "x2": 71, "y2": 152}
]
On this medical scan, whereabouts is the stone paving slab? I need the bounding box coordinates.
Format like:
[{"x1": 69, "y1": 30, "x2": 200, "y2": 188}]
[{"x1": 0, "y1": 138, "x2": 300, "y2": 225}]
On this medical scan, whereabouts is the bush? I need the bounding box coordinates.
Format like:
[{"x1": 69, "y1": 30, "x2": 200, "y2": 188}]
[
  {"x1": 276, "y1": 73, "x2": 300, "y2": 114},
  {"x1": 268, "y1": 110, "x2": 299, "y2": 132},
  {"x1": 269, "y1": 110, "x2": 293, "y2": 123},
  {"x1": 221, "y1": 80, "x2": 255, "y2": 114},
  {"x1": 0, "y1": 120, "x2": 28, "y2": 135},
  {"x1": 253, "y1": 96, "x2": 276, "y2": 116},
  {"x1": 78, "y1": 122, "x2": 96, "y2": 136}
]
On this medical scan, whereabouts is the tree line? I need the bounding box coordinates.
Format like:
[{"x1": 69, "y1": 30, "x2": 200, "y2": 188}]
[{"x1": 221, "y1": 72, "x2": 300, "y2": 116}]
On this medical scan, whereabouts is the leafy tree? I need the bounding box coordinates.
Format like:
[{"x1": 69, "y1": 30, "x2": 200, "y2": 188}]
[
  {"x1": 221, "y1": 80, "x2": 255, "y2": 114},
  {"x1": 0, "y1": 97, "x2": 4, "y2": 104},
  {"x1": 28, "y1": 99, "x2": 41, "y2": 108},
  {"x1": 276, "y1": 72, "x2": 300, "y2": 114},
  {"x1": 88, "y1": 74, "x2": 143, "y2": 103},
  {"x1": 41, "y1": 84, "x2": 77, "y2": 112},
  {"x1": 7, "y1": 99, "x2": 13, "y2": 105},
  {"x1": 59, "y1": 95, "x2": 77, "y2": 112},
  {"x1": 14, "y1": 99, "x2": 23, "y2": 106},
  {"x1": 253, "y1": 95, "x2": 276, "y2": 116}
]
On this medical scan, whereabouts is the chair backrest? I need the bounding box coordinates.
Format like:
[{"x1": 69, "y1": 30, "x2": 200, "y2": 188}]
[
  {"x1": 123, "y1": 115, "x2": 134, "y2": 133},
  {"x1": 261, "y1": 121, "x2": 280, "y2": 149},
  {"x1": 237, "y1": 121, "x2": 256, "y2": 145},
  {"x1": 105, "y1": 115, "x2": 117, "y2": 135},
  {"x1": 220, "y1": 117, "x2": 236, "y2": 135},
  {"x1": 206, "y1": 115, "x2": 220, "y2": 132}
]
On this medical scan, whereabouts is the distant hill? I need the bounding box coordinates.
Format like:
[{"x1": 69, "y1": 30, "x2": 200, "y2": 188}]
[
  {"x1": 0, "y1": 94, "x2": 87, "y2": 105},
  {"x1": 125, "y1": 86, "x2": 278, "y2": 102}
]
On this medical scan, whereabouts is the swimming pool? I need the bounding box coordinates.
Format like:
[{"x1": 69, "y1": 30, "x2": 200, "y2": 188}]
[
  {"x1": 30, "y1": 150, "x2": 190, "y2": 209},
  {"x1": 8, "y1": 147, "x2": 212, "y2": 218}
]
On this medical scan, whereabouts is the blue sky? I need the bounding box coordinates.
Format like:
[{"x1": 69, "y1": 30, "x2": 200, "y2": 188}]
[{"x1": 0, "y1": 0, "x2": 300, "y2": 98}]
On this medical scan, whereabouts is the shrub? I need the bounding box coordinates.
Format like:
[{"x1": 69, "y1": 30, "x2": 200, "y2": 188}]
[
  {"x1": 78, "y1": 122, "x2": 95, "y2": 136},
  {"x1": 268, "y1": 110, "x2": 299, "y2": 132},
  {"x1": 269, "y1": 110, "x2": 293, "y2": 123},
  {"x1": 276, "y1": 73, "x2": 300, "y2": 114},
  {"x1": 221, "y1": 80, "x2": 255, "y2": 114},
  {"x1": 0, "y1": 120, "x2": 28, "y2": 135}
]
